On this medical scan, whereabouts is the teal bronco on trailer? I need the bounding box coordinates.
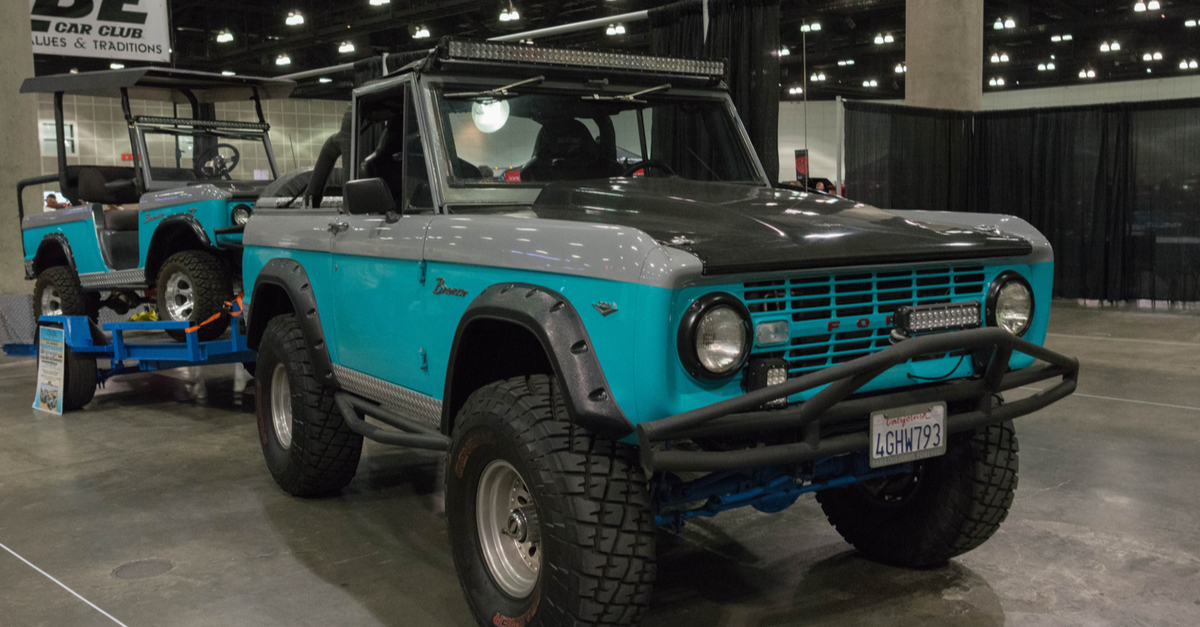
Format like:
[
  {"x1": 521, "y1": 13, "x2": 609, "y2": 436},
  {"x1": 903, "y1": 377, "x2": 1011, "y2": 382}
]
[
  {"x1": 17, "y1": 68, "x2": 294, "y2": 340},
  {"x1": 241, "y1": 39, "x2": 1079, "y2": 627}
]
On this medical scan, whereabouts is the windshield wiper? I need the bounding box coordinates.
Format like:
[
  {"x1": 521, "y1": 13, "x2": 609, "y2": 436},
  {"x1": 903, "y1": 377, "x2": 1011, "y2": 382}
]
[
  {"x1": 445, "y1": 75, "x2": 545, "y2": 100},
  {"x1": 582, "y1": 83, "x2": 671, "y2": 104}
]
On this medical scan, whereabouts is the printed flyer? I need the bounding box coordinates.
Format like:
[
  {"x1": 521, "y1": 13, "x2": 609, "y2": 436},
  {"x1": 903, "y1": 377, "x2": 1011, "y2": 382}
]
[{"x1": 33, "y1": 326, "x2": 65, "y2": 415}]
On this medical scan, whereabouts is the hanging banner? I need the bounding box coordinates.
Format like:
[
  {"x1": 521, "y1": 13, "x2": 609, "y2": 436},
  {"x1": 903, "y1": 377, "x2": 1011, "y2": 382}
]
[
  {"x1": 795, "y1": 149, "x2": 809, "y2": 188},
  {"x1": 33, "y1": 326, "x2": 65, "y2": 415},
  {"x1": 30, "y1": 0, "x2": 170, "y2": 63}
]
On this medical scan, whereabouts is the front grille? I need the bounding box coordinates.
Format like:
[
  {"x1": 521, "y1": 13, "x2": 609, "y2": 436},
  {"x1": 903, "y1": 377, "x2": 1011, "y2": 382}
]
[{"x1": 742, "y1": 265, "x2": 988, "y2": 376}]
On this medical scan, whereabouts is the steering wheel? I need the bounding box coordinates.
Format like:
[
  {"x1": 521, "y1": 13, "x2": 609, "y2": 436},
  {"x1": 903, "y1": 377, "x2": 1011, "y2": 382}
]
[
  {"x1": 622, "y1": 159, "x2": 676, "y2": 177},
  {"x1": 195, "y1": 143, "x2": 241, "y2": 179}
]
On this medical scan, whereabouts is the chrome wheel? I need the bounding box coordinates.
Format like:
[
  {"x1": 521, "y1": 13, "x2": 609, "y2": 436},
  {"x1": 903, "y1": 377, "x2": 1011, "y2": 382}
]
[
  {"x1": 164, "y1": 271, "x2": 194, "y2": 320},
  {"x1": 476, "y1": 459, "x2": 540, "y2": 597},
  {"x1": 40, "y1": 287, "x2": 63, "y2": 316},
  {"x1": 270, "y1": 362, "x2": 293, "y2": 449}
]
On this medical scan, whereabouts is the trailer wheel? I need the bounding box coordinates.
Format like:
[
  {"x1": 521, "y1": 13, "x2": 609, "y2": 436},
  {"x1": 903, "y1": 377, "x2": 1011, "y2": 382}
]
[
  {"x1": 816, "y1": 421, "x2": 1019, "y2": 567},
  {"x1": 62, "y1": 348, "x2": 97, "y2": 411},
  {"x1": 33, "y1": 266, "x2": 89, "y2": 318},
  {"x1": 255, "y1": 314, "x2": 362, "y2": 496},
  {"x1": 156, "y1": 251, "x2": 232, "y2": 342},
  {"x1": 445, "y1": 375, "x2": 656, "y2": 627}
]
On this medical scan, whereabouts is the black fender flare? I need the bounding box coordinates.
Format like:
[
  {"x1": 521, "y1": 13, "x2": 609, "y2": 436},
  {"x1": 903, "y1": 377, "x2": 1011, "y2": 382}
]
[
  {"x1": 144, "y1": 214, "x2": 220, "y2": 282},
  {"x1": 246, "y1": 258, "x2": 339, "y2": 390},
  {"x1": 32, "y1": 233, "x2": 76, "y2": 277},
  {"x1": 443, "y1": 282, "x2": 633, "y2": 440}
]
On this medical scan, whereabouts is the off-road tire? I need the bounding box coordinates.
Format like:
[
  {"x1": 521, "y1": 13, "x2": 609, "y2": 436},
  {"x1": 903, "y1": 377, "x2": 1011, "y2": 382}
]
[
  {"x1": 33, "y1": 266, "x2": 89, "y2": 318},
  {"x1": 62, "y1": 348, "x2": 97, "y2": 411},
  {"x1": 155, "y1": 251, "x2": 232, "y2": 342},
  {"x1": 256, "y1": 314, "x2": 362, "y2": 496},
  {"x1": 445, "y1": 375, "x2": 656, "y2": 627},
  {"x1": 816, "y1": 421, "x2": 1019, "y2": 567}
]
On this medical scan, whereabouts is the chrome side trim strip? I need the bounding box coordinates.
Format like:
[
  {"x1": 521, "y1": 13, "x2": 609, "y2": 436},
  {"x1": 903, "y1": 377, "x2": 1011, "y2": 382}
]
[
  {"x1": 332, "y1": 364, "x2": 442, "y2": 428},
  {"x1": 79, "y1": 268, "x2": 147, "y2": 289}
]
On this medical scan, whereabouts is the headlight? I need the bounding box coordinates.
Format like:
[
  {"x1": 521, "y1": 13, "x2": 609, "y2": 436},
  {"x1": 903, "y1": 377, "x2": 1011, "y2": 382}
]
[
  {"x1": 231, "y1": 204, "x2": 252, "y2": 226},
  {"x1": 678, "y1": 293, "x2": 751, "y2": 379},
  {"x1": 986, "y1": 271, "x2": 1033, "y2": 336}
]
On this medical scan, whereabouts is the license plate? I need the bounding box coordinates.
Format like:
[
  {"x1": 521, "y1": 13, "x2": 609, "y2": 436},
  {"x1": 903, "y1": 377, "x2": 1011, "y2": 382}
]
[{"x1": 869, "y1": 402, "x2": 947, "y2": 468}]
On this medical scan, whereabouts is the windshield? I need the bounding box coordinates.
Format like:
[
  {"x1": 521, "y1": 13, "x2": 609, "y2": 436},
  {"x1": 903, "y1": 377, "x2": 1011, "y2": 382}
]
[
  {"x1": 434, "y1": 89, "x2": 761, "y2": 185},
  {"x1": 140, "y1": 127, "x2": 276, "y2": 185}
]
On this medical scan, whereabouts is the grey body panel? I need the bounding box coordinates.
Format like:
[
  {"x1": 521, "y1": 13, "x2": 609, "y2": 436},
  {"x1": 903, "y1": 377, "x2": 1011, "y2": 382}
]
[
  {"x1": 332, "y1": 215, "x2": 432, "y2": 261},
  {"x1": 139, "y1": 185, "x2": 232, "y2": 211},
  {"x1": 22, "y1": 207, "x2": 95, "y2": 230},
  {"x1": 244, "y1": 209, "x2": 340, "y2": 253},
  {"x1": 423, "y1": 214, "x2": 664, "y2": 285}
]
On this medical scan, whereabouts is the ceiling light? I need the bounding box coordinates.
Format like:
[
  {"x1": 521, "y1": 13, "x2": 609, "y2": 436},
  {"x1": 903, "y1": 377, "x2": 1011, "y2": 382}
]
[
  {"x1": 870, "y1": 80, "x2": 878, "y2": 87},
  {"x1": 874, "y1": 34, "x2": 884, "y2": 44},
  {"x1": 1135, "y1": 2, "x2": 1147, "y2": 11},
  {"x1": 1001, "y1": 53, "x2": 1009, "y2": 62},
  {"x1": 413, "y1": 26, "x2": 430, "y2": 39},
  {"x1": 800, "y1": 22, "x2": 820, "y2": 33},
  {"x1": 884, "y1": 34, "x2": 894, "y2": 43},
  {"x1": 110, "y1": 63, "x2": 124, "y2": 69},
  {"x1": 276, "y1": 54, "x2": 291, "y2": 66},
  {"x1": 994, "y1": 19, "x2": 1004, "y2": 30},
  {"x1": 318, "y1": 77, "x2": 332, "y2": 84},
  {"x1": 1048, "y1": 62, "x2": 1056, "y2": 70},
  {"x1": 1038, "y1": 63, "x2": 1047, "y2": 71},
  {"x1": 216, "y1": 30, "x2": 234, "y2": 43},
  {"x1": 1004, "y1": 18, "x2": 1015, "y2": 28},
  {"x1": 1111, "y1": 42, "x2": 1121, "y2": 51},
  {"x1": 1192, "y1": 60, "x2": 1199, "y2": 69},
  {"x1": 369, "y1": 0, "x2": 389, "y2": 4},
  {"x1": 499, "y1": 4, "x2": 519, "y2": 21},
  {"x1": 895, "y1": 64, "x2": 906, "y2": 73},
  {"x1": 991, "y1": 53, "x2": 1000, "y2": 63},
  {"x1": 1063, "y1": 34, "x2": 1073, "y2": 41},
  {"x1": 1143, "y1": 52, "x2": 1152, "y2": 61},
  {"x1": 614, "y1": 24, "x2": 625, "y2": 35},
  {"x1": 338, "y1": 41, "x2": 355, "y2": 53},
  {"x1": 221, "y1": 70, "x2": 235, "y2": 76},
  {"x1": 838, "y1": 60, "x2": 846, "y2": 66},
  {"x1": 1148, "y1": 0, "x2": 1160, "y2": 8},
  {"x1": 1148, "y1": 68, "x2": 1153, "y2": 73},
  {"x1": 1051, "y1": 35, "x2": 1062, "y2": 42},
  {"x1": 1187, "y1": 20, "x2": 1198, "y2": 27},
  {"x1": 779, "y1": 47, "x2": 790, "y2": 56},
  {"x1": 1101, "y1": 42, "x2": 1110, "y2": 52},
  {"x1": 1154, "y1": 52, "x2": 1162, "y2": 60},
  {"x1": 285, "y1": 11, "x2": 304, "y2": 26},
  {"x1": 998, "y1": 78, "x2": 1005, "y2": 85},
  {"x1": 811, "y1": 23, "x2": 821, "y2": 31},
  {"x1": 1181, "y1": 60, "x2": 1190, "y2": 69}
]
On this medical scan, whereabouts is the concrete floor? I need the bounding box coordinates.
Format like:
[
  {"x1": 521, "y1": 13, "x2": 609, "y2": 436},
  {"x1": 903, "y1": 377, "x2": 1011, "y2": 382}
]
[{"x1": 1, "y1": 303, "x2": 1198, "y2": 626}]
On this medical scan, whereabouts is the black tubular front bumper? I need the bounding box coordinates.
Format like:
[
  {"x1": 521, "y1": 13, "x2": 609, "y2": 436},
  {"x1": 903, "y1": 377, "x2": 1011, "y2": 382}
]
[{"x1": 637, "y1": 327, "x2": 1079, "y2": 473}]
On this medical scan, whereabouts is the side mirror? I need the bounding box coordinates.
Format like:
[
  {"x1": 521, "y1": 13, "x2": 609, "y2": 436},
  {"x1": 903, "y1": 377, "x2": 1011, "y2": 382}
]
[{"x1": 343, "y1": 178, "x2": 396, "y2": 216}]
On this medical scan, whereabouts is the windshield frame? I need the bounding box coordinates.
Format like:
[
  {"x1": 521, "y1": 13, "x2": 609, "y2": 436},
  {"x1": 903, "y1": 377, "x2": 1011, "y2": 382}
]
[
  {"x1": 133, "y1": 121, "x2": 279, "y2": 191},
  {"x1": 417, "y1": 74, "x2": 770, "y2": 208}
]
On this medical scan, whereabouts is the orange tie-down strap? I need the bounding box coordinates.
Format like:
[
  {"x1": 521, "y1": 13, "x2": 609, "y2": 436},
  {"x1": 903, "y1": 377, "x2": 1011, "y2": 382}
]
[{"x1": 184, "y1": 293, "x2": 245, "y2": 334}]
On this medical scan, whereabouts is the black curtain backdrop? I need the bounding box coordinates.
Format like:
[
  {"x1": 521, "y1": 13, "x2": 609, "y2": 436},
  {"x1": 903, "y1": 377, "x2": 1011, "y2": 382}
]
[
  {"x1": 649, "y1": 0, "x2": 780, "y2": 183},
  {"x1": 845, "y1": 99, "x2": 1200, "y2": 302}
]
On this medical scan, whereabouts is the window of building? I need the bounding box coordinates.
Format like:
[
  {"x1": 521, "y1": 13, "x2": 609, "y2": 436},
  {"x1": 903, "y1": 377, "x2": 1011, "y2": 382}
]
[{"x1": 40, "y1": 120, "x2": 77, "y2": 157}]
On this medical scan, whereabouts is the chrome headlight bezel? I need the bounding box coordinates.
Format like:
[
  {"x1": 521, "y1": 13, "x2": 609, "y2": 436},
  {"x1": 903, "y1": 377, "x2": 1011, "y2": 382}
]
[
  {"x1": 231, "y1": 203, "x2": 252, "y2": 226},
  {"x1": 985, "y1": 271, "x2": 1034, "y2": 336},
  {"x1": 677, "y1": 293, "x2": 752, "y2": 380}
]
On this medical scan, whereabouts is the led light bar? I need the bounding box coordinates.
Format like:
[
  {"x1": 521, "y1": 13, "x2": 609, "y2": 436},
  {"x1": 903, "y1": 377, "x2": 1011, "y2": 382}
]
[
  {"x1": 446, "y1": 40, "x2": 725, "y2": 78},
  {"x1": 134, "y1": 116, "x2": 270, "y2": 131},
  {"x1": 743, "y1": 358, "x2": 791, "y2": 408},
  {"x1": 894, "y1": 301, "x2": 981, "y2": 336}
]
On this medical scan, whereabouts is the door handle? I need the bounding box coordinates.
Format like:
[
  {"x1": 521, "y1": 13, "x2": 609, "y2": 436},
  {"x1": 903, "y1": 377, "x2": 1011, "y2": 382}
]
[{"x1": 327, "y1": 221, "x2": 349, "y2": 234}]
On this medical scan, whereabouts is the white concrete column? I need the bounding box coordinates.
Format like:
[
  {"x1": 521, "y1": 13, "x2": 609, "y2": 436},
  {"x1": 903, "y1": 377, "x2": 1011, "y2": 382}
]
[
  {"x1": 0, "y1": 2, "x2": 41, "y2": 293},
  {"x1": 905, "y1": 0, "x2": 984, "y2": 111}
]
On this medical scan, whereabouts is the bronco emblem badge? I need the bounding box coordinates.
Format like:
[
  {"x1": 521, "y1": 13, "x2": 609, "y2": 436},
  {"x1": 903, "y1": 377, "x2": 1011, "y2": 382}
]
[
  {"x1": 432, "y1": 278, "x2": 468, "y2": 297},
  {"x1": 593, "y1": 301, "x2": 618, "y2": 316}
]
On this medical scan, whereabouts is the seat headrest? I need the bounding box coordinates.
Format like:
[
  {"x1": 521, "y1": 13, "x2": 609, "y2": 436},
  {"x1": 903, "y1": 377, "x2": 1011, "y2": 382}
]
[{"x1": 533, "y1": 119, "x2": 599, "y2": 161}]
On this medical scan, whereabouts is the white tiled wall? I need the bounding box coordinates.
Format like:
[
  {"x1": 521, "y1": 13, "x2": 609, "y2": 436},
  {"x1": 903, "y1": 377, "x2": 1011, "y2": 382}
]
[{"x1": 35, "y1": 93, "x2": 347, "y2": 185}]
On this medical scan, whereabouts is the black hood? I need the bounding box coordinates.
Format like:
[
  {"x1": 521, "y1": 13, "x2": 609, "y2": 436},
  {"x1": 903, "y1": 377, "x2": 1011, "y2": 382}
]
[{"x1": 532, "y1": 178, "x2": 1032, "y2": 275}]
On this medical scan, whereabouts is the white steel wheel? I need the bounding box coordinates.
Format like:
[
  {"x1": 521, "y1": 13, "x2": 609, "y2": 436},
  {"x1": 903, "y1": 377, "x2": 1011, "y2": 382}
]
[
  {"x1": 164, "y1": 271, "x2": 195, "y2": 320},
  {"x1": 269, "y1": 362, "x2": 293, "y2": 449},
  {"x1": 476, "y1": 459, "x2": 540, "y2": 597},
  {"x1": 40, "y1": 287, "x2": 64, "y2": 316}
]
